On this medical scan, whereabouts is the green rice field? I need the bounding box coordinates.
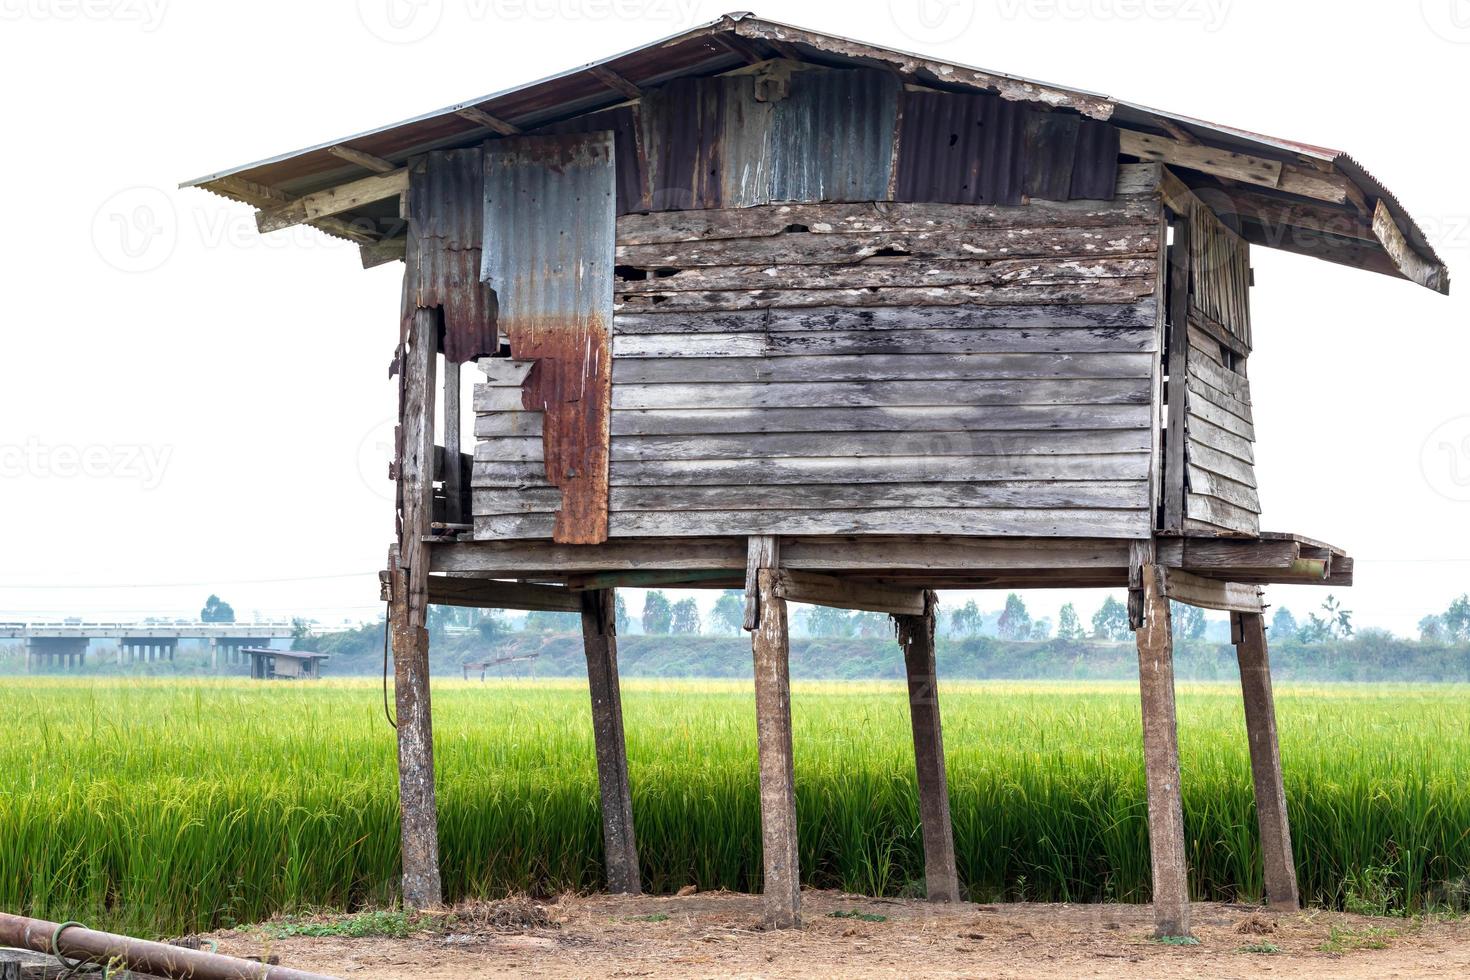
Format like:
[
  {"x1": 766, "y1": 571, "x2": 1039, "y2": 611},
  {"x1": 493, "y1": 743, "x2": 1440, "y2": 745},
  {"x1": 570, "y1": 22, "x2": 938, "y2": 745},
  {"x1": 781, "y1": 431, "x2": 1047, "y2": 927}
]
[{"x1": 3, "y1": 677, "x2": 1467, "y2": 937}]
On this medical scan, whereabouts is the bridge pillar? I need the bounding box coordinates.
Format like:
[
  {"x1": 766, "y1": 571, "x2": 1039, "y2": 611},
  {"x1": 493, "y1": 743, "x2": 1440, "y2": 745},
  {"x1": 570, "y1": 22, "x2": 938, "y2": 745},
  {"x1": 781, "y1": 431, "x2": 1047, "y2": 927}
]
[{"x1": 25, "y1": 637, "x2": 89, "y2": 673}]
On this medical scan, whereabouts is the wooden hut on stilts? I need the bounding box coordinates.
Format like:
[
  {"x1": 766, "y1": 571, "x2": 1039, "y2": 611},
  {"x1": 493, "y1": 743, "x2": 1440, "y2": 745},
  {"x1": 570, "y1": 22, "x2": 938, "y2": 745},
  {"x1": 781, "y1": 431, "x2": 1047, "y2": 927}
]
[{"x1": 185, "y1": 13, "x2": 1448, "y2": 936}]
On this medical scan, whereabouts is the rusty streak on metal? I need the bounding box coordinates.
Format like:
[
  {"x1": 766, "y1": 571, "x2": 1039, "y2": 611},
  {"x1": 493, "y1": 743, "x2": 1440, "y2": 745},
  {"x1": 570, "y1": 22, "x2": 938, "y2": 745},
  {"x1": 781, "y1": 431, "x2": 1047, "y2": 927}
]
[{"x1": 482, "y1": 133, "x2": 615, "y2": 544}]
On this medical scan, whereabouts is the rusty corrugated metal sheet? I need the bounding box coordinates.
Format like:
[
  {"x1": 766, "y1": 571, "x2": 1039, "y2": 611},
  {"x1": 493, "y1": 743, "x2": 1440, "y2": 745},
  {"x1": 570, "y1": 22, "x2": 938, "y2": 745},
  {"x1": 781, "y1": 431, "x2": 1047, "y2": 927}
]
[
  {"x1": 895, "y1": 91, "x2": 1113, "y2": 206},
  {"x1": 481, "y1": 133, "x2": 616, "y2": 544},
  {"x1": 641, "y1": 68, "x2": 898, "y2": 210},
  {"x1": 765, "y1": 68, "x2": 899, "y2": 203},
  {"x1": 404, "y1": 148, "x2": 498, "y2": 364},
  {"x1": 536, "y1": 105, "x2": 648, "y2": 214}
]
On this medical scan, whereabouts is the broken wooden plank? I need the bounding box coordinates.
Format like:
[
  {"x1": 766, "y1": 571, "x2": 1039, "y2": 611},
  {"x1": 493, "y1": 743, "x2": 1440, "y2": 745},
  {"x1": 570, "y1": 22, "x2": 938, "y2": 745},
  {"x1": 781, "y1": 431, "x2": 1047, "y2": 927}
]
[
  {"x1": 456, "y1": 106, "x2": 522, "y2": 135},
  {"x1": 1159, "y1": 567, "x2": 1263, "y2": 613},
  {"x1": 1371, "y1": 199, "x2": 1448, "y2": 294},
  {"x1": 255, "y1": 169, "x2": 408, "y2": 234},
  {"x1": 424, "y1": 574, "x2": 582, "y2": 611},
  {"x1": 328, "y1": 144, "x2": 397, "y2": 173},
  {"x1": 1118, "y1": 129, "x2": 1281, "y2": 189}
]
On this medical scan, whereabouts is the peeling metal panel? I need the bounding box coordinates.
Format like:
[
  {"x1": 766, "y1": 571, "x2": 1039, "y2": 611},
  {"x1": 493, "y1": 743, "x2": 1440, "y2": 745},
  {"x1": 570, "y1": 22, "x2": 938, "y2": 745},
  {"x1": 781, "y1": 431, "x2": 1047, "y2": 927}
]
[
  {"x1": 482, "y1": 133, "x2": 616, "y2": 544},
  {"x1": 404, "y1": 148, "x2": 498, "y2": 364},
  {"x1": 536, "y1": 105, "x2": 649, "y2": 214}
]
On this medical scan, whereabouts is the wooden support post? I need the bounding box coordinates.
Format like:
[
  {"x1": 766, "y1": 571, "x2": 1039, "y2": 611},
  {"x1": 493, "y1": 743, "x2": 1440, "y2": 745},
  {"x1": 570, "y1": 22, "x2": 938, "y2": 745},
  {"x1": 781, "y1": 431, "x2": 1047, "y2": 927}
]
[
  {"x1": 442, "y1": 359, "x2": 463, "y2": 525},
  {"x1": 1134, "y1": 556, "x2": 1191, "y2": 937},
  {"x1": 895, "y1": 590, "x2": 959, "y2": 902},
  {"x1": 391, "y1": 306, "x2": 444, "y2": 908},
  {"x1": 1232, "y1": 610, "x2": 1300, "y2": 909},
  {"x1": 581, "y1": 588, "x2": 641, "y2": 895},
  {"x1": 747, "y1": 536, "x2": 800, "y2": 928}
]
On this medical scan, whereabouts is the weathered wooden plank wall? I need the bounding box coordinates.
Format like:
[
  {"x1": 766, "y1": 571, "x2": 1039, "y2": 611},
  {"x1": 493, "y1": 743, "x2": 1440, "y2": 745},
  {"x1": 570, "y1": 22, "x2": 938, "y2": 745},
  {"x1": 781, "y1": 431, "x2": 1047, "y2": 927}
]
[
  {"x1": 473, "y1": 174, "x2": 1163, "y2": 541},
  {"x1": 1178, "y1": 198, "x2": 1259, "y2": 536}
]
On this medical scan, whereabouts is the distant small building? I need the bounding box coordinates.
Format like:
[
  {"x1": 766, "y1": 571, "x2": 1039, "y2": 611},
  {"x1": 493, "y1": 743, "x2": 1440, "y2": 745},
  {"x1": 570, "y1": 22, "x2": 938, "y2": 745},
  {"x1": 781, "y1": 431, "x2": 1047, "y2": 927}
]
[{"x1": 241, "y1": 647, "x2": 328, "y2": 680}]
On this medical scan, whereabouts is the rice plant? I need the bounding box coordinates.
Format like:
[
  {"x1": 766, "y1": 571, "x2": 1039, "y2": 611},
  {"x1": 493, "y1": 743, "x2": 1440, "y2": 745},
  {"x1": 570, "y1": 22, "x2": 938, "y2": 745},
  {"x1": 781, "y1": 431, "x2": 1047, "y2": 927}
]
[{"x1": 1, "y1": 677, "x2": 1466, "y2": 937}]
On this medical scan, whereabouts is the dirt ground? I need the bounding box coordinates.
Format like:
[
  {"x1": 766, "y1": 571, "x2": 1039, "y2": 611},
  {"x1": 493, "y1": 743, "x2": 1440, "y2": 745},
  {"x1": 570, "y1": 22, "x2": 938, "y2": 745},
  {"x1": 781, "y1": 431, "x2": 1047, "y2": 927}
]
[{"x1": 212, "y1": 890, "x2": 1470, "y2": 979}]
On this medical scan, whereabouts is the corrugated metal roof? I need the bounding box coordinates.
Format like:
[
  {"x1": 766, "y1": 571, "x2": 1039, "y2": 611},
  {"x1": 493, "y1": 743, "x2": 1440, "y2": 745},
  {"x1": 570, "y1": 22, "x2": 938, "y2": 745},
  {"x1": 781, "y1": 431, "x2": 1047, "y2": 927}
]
[{"x1": 184, "y1": 11, "x2": 1447, "y2": 293}]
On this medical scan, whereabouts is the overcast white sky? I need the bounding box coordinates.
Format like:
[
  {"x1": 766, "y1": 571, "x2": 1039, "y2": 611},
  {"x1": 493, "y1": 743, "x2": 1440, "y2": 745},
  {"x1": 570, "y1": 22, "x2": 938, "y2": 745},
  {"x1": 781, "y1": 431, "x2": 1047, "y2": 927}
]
[{"x1": 1, "y1": 0, "x2": 1466, "y2": 633}]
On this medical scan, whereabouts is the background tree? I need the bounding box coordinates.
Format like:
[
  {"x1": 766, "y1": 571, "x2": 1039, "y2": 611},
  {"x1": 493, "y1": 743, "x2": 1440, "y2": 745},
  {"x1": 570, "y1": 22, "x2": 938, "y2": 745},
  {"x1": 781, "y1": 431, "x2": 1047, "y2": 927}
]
[
  {"x1": 199, "y1": 594, "x2": 235, "y2": 623},
  {"x1": 1419, "y1": 614, "x2": 1446, "y2": 643},
  {"x1": 1270, "y1": 606, "x2": 1299, "y2": 639},
  {"x1": 475, "y1": 609, "x2": 507, "y2": 642},
  {"x1": 290, "y1": 617, "x2": 315, "y2": 651},
  {"x1": 1443, "y1": 594, "x2": 1470, "y2": 642},
  {"x1": 1029, "y1": 617, "x2": 1053, "y2": 641},
  {"x1": 806, "y1": 605, "x2": 856, "y2": 638},
  {"x1": 614, "y1": 593, "x2": 631, "y2": 635},
  {"x1": 1302, "y1": 594, "x2": 1353, "y2": 643},
  {"x1": 525, "y1": 610, "x2": 578, "y2": 632},
  {"x1": 950, "y1": 600, "x2": 982, "y2": 638},
  {"x1": 642, "y1": 591, "x2": 673, "y2": 635},
  {"x1": 670, "y1": 597, "x2": 701, "y2": 635},
  {"x1": 853, "y1": 610, "x2": 889, "y2": 638},
  {"x1": 709, "y1": 590, "x2": 745, "y2": 635},
  {"x1": 1091, "y1": 596, "x2": 1131, "y2": 641},
  {"x1": 1171, "y1": 601, "x2": 1206, "y2": 642},
  {"x1": 1057, "y1": 602, "x2": 1085, "y2": 642},
  {"x1": 997, "y1": 593, "x2": 1032, "y2": 640}
]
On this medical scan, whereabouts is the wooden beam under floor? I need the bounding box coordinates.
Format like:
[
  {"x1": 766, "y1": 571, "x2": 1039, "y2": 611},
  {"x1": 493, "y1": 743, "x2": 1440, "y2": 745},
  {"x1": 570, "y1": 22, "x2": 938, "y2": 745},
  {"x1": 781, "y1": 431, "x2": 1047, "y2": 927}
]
[
  {"x1": 582, "y1": 589, "x2": 641, "y2": 895},
  {"x1": 1232, "y1": 610, "x2": 1300, "y2": 909},
  {"x1": 1134, "y1": 558, "x2": 1191, "y2": 938}
]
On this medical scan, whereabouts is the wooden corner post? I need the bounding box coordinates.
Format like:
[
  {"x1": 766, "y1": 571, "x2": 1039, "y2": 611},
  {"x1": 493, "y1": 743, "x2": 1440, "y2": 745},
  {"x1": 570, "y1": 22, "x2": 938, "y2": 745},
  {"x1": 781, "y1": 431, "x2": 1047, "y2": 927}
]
[
  {"x1": 392, "y1": 306, "x2": 444, "y2": 909},
  {"x1": 894, "y1": 590, "x2": 959, "y2": 902},
  {"x1": 746, "y1": 535, "x2": 800, "y2": 928},
  {"x1": 1132, "y1": 541, "x2": 1190, "y2": 937},
  {"x1": 1231, "y1": 610, "x2": 1300, "y2": 909},
  {"x1": 581, "y1": 587, "x2": 641, "y2": 894}
]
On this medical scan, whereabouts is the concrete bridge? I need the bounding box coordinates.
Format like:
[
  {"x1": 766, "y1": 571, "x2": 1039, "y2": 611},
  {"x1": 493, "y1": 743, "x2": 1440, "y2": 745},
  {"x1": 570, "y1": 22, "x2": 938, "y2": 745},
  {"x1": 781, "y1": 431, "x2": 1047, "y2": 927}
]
[{"x1": 0, "y1": 622, "x2": 296, "y2": 672}]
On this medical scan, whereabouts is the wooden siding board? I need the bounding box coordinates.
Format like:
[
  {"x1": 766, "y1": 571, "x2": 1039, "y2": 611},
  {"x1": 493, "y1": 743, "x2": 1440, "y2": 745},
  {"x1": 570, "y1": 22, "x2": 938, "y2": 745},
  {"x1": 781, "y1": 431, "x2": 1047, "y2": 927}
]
[{"x1": 475, "y1": 195, "x2": 1166, "y2": 542}]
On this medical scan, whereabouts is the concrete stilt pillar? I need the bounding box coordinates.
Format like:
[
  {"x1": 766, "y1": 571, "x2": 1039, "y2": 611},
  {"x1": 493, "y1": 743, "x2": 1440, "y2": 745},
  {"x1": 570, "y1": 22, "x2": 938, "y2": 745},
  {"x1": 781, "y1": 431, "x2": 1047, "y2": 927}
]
[
  {"x1": 1135, "y1": 562, "x2": 1191, "y2": 938},
  {"x1": 581, "y1": 588, "x2": 640, "y2": 895},
  {"x1": 895, "y1": 590, "x2": 959, "y2": 902},
  {"x1": 1233, "y1": 611, "x2": 1300, "y2": 909},
  {"x1": 749, "y1": 536, "x2": 800, "y2": 929}
]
